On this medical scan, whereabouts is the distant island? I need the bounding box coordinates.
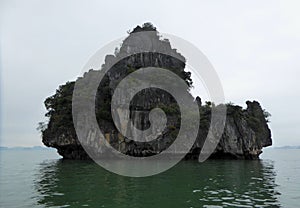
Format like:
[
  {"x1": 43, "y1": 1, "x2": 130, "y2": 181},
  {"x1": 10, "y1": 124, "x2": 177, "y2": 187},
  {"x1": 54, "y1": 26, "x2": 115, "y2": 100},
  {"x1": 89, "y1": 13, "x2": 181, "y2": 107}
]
[
  {"x1": 39, "y1": 23, "x2": 272, "y2": 160},
  {"x1": 273, "y1": 146, "x2": 300, "y2": 149},
  {"x1": 0, "y1": 146, "x2": 56, "y2": 151}
]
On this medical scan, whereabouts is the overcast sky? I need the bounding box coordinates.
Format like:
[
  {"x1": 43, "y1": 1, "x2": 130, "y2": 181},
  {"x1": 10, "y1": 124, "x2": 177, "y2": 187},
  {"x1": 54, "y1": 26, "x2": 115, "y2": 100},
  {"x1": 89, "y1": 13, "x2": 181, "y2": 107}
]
[{"x1": 1, "y1": 0, "x2": 300, "y2": 147}]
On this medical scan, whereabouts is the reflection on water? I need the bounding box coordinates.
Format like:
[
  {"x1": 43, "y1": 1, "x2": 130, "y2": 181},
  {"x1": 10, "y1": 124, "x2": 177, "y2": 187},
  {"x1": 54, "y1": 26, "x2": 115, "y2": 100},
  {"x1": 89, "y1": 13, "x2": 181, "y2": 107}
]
[{"x1": 34, "y1": 159, "x2": 280, "y2": 207}]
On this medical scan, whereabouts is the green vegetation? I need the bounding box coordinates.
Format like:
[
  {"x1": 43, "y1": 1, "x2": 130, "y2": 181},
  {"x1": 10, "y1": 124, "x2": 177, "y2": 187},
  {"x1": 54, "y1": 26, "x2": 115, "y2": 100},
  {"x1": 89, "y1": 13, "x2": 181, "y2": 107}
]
[
  {"x1": 130, "y1": 22, "x2": 157, "y2": 34},
  {"x1": 40, "y1": 81, "x2": 75, "y2": 135}
]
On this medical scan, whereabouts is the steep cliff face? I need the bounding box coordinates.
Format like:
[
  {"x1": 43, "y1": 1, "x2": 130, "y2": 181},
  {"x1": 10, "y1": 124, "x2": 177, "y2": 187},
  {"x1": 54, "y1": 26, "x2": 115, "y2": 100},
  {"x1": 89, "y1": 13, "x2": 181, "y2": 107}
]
[
  {"x1": 41, "y1": 23, "x2": 272, "y2": 160},
  {"x1": 209, "y1": 101, "x2": 271, "y2": 159}
]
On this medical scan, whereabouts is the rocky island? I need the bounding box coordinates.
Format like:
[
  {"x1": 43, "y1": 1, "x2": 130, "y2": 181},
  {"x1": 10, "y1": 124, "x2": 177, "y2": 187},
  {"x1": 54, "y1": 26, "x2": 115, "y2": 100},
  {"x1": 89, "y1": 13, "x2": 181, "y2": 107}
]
[{"x1": 40, "y1": 23, "x2": 272, "y2": 160}]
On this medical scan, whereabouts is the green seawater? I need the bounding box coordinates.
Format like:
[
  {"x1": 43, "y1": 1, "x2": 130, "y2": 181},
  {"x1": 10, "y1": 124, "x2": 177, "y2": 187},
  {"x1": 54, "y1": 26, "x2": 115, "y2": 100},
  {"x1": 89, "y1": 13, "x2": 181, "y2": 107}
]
[{"x1": 0, "y1": 148, "x2": 299, "y2": 208}]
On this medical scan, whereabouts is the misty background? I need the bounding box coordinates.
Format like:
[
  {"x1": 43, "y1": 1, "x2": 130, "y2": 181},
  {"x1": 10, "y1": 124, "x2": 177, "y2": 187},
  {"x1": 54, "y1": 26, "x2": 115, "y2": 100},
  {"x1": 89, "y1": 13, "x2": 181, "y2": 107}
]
[{"x1": 1, "y1": 0, "x2": 300, "y2": 147}]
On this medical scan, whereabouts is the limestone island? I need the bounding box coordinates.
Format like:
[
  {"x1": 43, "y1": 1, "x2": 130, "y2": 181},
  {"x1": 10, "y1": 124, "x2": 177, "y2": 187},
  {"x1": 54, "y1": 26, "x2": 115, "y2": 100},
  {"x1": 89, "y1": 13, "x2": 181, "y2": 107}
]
[{"x1": 39, "y1": 23, "x2": 272, "y2": 160}]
